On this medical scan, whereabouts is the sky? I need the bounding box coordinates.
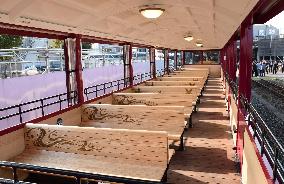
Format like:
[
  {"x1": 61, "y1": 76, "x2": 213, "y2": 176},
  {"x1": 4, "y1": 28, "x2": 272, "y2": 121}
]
[{"x1": 265, "y1": 11, "x2": 284, "y2": 34}]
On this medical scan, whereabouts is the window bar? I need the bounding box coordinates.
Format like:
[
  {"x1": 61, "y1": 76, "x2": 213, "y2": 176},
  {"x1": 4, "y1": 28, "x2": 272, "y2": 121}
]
[
  {"x1": 18, "y1": 105, "x2": 23, "y2": 124},
  {"x1": 59, "y1": 95, "x2": 62, "y2": 111},
  {"x1": 40, "y1": 99, "x2": 44, "y2": 116},
  {"x1": 260, "y1": 130, "x2": 266, "y2": 156},
  {"x1": 273, "y1": 148, "x2": 279, "y2": 181}
]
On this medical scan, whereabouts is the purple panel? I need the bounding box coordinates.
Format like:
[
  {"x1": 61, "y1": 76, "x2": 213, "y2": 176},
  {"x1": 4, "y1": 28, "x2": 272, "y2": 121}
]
[
  {"x1": 82, "y1": 65, "x2": 124, "y2": 100},
  {"x1": 0, "y1": 72, "x2": 67, "y2": 130}
]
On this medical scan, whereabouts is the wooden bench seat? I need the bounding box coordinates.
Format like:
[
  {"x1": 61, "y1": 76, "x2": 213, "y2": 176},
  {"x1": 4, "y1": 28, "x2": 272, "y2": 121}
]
[
  {"x1": 11, "y1": 123, "x2": 170, "y2": 183},
  {"x1": 112, "y1": 93, "x2": 196, "y2": 126},
  {"x1": 145, "y1": 80, "x2": 201, "y2": 87},
  {"x1": 132, "y1": 86, "x2": 201, "y2": 97},
  {"x1": 157, "y1": 76, "x2": 204, "y2": 82},
  {"x1": 81, "y1": 104, "x2": 186, "y2": 150}
]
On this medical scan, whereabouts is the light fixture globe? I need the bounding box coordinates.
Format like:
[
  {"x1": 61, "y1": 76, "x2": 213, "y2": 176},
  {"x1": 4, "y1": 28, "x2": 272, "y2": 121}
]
[
  {"x1": 196, "y1": 42, "x2": 203, "y2": 47},
  {"x1": 139, "y1": 8, "x2": 165, "y2": 19},
  {"x1": 184, "y1": 35, "x2": 193, "y2": 42}
]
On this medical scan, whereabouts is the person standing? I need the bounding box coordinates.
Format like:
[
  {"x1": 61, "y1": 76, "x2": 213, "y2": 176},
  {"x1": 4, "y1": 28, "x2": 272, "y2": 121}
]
[
  {"x1": 253, "y1": 61, "x2": 258, "y2": 77},
  {"x1": 261, "y1": 61, "x2": 266, "y2": 77},
  {"x1": 273, "y1": 61, "x2": 278, "y2": 74},
  {"x1": 282, "y1": 61, "x2": 284, "y2": 73},
  {"x1": 256, "y1": 61, "x2": 261, "y2": 77},
  {"x1": 269, "y1": 61, "x2": 273, "y2": 73}
]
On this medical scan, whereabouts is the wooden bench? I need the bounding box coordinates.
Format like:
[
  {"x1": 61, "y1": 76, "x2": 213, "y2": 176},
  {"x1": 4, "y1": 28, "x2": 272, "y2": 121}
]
[
  {"x1": 156, "y1": 76, "x2": 207, "y2": 95},
  {"x1": 112, "y1": 93, "x2": 196, "y2": 126},
  {"x1": 157, "y1": 76, "x2": 204, "y2": 82},
  {"x1": 132, "y1": 86, "x2": 201, "y2": 98},
  {"x1": 81, "y1": 104, "x2": 186, "y2": 150},
  {"x1": 10, "y1": 123, "x2": 170, "y2": 183},
  {"x1": 145, "y1": 80, "x2": 200, "y2": 87}
]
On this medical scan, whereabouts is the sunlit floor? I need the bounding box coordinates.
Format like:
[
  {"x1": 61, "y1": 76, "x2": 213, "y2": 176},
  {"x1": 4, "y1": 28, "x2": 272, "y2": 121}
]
[{"x1": 167, "y1": 78, "x2": 240, "y2": 184}]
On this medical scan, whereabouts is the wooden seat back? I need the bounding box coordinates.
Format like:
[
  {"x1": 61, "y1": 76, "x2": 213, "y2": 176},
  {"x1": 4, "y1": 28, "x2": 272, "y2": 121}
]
[
  {"x1": 81, "y1": 104, "x2": 185, "y2": 139},
  {"x1": 157, "y1": 76, "x2": 203, "y2": 82},
  {"x1": 132, "y1": 86, "x2": 200, "y2": 96},
  {"x1": 145, "y1": 80, "x2": 201, "y2": 87},
  {"x1": 112, "y1": 93, "x2": 195, "y2": 107},
  {"x1": 24, "y1": 123, "x2": 168, "y2": 167}
]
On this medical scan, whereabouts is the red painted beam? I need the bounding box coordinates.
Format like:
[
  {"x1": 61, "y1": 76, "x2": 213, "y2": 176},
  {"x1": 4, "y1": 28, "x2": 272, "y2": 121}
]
[
  {"x1": 174, "y1": 50, "x2": 178, "y2": 70},
  {"x1": 75, "y1": 35, "x2": 84, "y2": 104},
  {"x1": 238, "y1": 14, "x2": 253, "y2": 103},
  {"x1": 254, "y1": 0, "x2": 284, "y2": 24}
]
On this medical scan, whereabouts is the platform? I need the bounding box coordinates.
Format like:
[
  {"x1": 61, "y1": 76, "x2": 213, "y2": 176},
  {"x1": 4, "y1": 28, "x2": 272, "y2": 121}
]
[{"x1": 167, "y1": 78, "x2": 240, "y2": 184}]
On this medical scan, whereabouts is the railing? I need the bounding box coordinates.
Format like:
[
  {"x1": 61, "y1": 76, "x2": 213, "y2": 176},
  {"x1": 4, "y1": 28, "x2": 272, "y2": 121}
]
[
  {"x1": 156, "y1": 69, "x2": 165, "y2": 77},
  {"x1": 84, "y1": 70, "x2": 166, "y2": 100},
  {"x1": 84, "y1": 78, "x2": 127, "y2": 101},
  {"x1": 0, "y1": 91, "x2": 77, "y2": 125},
  {"x1": 239, "y1": 93, "x2": 284, "y2": 183},
  {"x1": 224, "y1": 72, "x2": 238, "y2": 101},
  {"x1": 0, "y1": 161, "x2": 164, "y2": 184}
]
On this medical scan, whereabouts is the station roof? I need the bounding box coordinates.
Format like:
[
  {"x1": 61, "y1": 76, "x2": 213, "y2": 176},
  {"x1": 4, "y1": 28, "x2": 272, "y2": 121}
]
[{"x1": 0, "y1": 0, "x2": 259, "y2": 50}]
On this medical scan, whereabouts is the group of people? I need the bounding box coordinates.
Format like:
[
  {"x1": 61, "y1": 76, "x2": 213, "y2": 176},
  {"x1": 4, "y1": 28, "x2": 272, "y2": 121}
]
[{"x1": 252, "y1": 60, "x2": 284, "y2": 77}]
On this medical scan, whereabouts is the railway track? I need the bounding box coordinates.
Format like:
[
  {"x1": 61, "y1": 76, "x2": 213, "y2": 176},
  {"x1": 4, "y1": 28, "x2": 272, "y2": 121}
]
[{"x1": 253, "y1": 79, "x2": 284, "y2": 99}]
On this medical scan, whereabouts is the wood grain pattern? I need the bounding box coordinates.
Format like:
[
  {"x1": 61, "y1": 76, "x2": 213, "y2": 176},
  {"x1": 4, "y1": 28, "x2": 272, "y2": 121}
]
[
  {"x1": 112, "y1": 93, "x2": 195, "y2": 117},
  {"x1": 132, "y1": 86, "x2": 201, "y2": 96},
  {"x1": 11, "y1": 123, "x2": 169, "y2": 181},
  {"x1": 145, "y1": 81, "x2": 200, "y2": 87},
  {"x1": 81, "y1": 104, "x2": 185, "y2": 140}
]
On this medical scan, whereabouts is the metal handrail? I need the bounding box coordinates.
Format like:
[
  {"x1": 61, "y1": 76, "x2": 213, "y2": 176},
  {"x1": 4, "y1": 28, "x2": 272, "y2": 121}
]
[
  {"x1": 0, "y1": 161, "x2": 165, "y2": 184},
  {"x1": 239, "y1": 94, "x2": 284, "y2": 183},
  {"x1": 84, "y1": 70, "x2": 165, "y2": 100},
  {"x1": 0, "y1": 91, "x2": 77, "y2": 124}
]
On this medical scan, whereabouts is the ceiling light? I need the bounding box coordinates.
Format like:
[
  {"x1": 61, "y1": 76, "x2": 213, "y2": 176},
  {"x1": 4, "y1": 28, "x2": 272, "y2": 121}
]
[
  {"x1": 139, "y1": 8, "x2": 165, "y2": 19},
  {"x1": 184, "y1": 35, "x2": 193, "y2": 42},
  {"x1": 196, "y1": 42, "x2": 203, "y2": 47}
]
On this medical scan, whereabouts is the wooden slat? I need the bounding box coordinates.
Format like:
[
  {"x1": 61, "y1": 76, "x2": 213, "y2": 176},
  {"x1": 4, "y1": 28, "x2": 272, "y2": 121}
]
[
  {"x1": 11, "y1": 123, "x2": 169, "y2": 181},
  {"x1": 112, "y1": 93, "x2": 195, "y2": 117},
  {"x1": 81, "y1": 104, "x2": 185, "y2": 140},
  {"x1": 145, "y1": 81, "x2": 201, "y2": 87},
  {"x1": 131, "y1": 86, "x2": 201, "y2": 96}
]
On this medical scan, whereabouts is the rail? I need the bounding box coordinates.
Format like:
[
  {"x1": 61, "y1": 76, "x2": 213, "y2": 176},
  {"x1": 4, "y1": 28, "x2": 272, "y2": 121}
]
[
  {"x1": 0, "y1": 91, "x2": 77, "y2": 124},
  {"x1": 0, "y1": 161, "x2": 165, "y2": 184},
  {"x1": 84, "y1": 69, "x2": 165, "y2": 100},
  {"x1": 239, "y1": 94, "x2": 284, "y2": 183}
]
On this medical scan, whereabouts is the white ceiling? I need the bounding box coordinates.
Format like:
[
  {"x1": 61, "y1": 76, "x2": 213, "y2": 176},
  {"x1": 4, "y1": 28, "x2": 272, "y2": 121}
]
[{"x1": 0, "y1": 0, "x2": 259, "y2": 50}]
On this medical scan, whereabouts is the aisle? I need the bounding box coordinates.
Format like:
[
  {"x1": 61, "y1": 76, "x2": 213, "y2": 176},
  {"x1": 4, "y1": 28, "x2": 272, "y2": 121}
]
[{"x1": 168, "y1": 78, "x2": 240, "y2": 184}]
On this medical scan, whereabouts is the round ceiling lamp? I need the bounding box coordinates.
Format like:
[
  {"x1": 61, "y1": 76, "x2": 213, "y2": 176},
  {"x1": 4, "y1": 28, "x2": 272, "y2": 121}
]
[
  {"x1": 195, "y1": 42, "x2": 203, "y2": 47},
  {"x1": 139, "y1": 8, "x2": 165, "y2": 19},
  {"x1": 184, "y1": 35, "x2": 194, "y2": 42}
]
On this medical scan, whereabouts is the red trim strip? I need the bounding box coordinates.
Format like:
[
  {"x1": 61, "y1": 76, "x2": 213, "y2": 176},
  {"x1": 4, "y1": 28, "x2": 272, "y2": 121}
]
[{"x1": 244, "y1": 126, "x2": 274, "y2": 184}]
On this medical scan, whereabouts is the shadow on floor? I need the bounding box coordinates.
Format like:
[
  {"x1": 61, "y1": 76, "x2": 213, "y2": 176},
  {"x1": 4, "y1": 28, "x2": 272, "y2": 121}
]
[
  {"x1": 193, "y1": 111, "x2": 228, "y2": 121},
  {"x1": 169, "y1": 146, "x2": 237, "y2": 175},
  {"x1": 186, "y1": 122, "x2": 231, "y2": 140},
  {"x1": 167, "y1": 170, "x2": 209, "y2": 184}
]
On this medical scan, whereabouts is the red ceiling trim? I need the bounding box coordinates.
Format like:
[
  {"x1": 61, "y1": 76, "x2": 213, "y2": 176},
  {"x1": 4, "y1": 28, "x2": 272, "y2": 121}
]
[{"x1": 253, "y1": 0, "x2": 284, "y2": 24}]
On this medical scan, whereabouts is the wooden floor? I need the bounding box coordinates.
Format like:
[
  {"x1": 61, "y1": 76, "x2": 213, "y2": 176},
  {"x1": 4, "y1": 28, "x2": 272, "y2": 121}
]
[{"x1": 167, "y1": 78, "x2": 241, "y2": 184}]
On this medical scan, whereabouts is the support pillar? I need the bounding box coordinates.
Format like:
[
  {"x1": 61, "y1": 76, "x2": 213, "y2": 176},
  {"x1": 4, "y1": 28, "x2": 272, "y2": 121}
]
[
  {"x1": 163, "y1": 49, "x2": 167, "y2": 75},
  {"x1": 165, "y1": 49, "x2": 170, "y2": 75},
  {"x1": 238, "y1": 14, "x2": 253, "y2": 103},
  {"x1": 123, "y1": 44, "x2": 133, "y2": 87},
  {"x1": 182, "y1": 51, "x2": 186, "y2": 66},
  {"x1": 150, "y1": 47, "x2": 156, "y2": 79},
  {"x1": 174, "y1": 50, "x2": 178, "y2": 70},
  {"x1": 75, "y1": 35, "x2": 84, "y2": 104},
  {"x1": 64, "y1": 35, "x2": 84, "y2": 105}
]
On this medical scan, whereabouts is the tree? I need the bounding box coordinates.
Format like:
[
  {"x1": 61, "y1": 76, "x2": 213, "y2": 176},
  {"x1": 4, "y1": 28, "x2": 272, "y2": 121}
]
[
  {"x1": 82, "y1": 42, "x2": 92, "y2": 49},
  {"x1": 50, "y1": 39, "x2": 63, "y2": 48},
  {"x1": 0, "y1": 34, "x2": 23, "y2": 49}
]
